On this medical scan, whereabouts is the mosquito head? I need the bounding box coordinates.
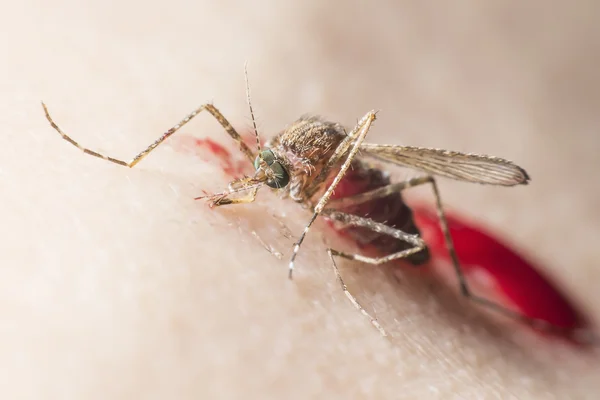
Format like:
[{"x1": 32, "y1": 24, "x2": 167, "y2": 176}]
[{"x1": 253, "y1": 149, "x2": 290, "y2": 189}]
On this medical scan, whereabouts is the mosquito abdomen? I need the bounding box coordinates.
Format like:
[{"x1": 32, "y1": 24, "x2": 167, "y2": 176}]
[{"x1": 329, "y1": 160, "x2": 430, "y2": 265}]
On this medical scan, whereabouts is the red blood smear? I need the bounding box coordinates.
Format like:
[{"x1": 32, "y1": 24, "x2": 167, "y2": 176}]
[
  {"x1": 412, "y1": 206, "x2": 586, "y2": 331},
  {"x1": 185, "y1": 134, "x2": 261, "y2": 179},
  {"x1": 193, "y1": 138, "x2": 248, "y2": 178}
]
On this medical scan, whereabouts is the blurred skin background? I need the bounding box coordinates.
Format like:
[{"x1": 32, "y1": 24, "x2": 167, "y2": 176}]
[{"x1": 1, "y1": 0, "x2": 599, "y2": 399}]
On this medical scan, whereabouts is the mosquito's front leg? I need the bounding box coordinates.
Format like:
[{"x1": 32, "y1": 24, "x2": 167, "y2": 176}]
[
  {"x1": 288, "y1": 111, "x2": 378, "y2": 278},
  {"x1": 304, "y1": 113, "x2": 379, "y2": 200},
  {"x1": 42, "y1": 102, "x2": 255, "y2": 168},
  {"x1": 327, "y1": 249, "x2": 387, "y2": 336}
]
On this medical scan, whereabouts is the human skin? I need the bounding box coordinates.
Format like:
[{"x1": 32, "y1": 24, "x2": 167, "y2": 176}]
[{"x1": 1, "y1": 0, "x2": 600, "y2": 399}]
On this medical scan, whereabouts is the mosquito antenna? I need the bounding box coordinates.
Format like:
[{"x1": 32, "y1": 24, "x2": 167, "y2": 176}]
[{"x1": 244, "y1": 63, "x2": 261, "y2": 155}]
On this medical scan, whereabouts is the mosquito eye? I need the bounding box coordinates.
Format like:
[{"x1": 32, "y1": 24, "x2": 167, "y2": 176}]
[
  {"x1": 254, "y1": 149, "x2": 276, "y2": 170},
  {"x1": 266, "y1": 161, "x2": 289, "y2": 189},
  {"x1": 253, "y1": 149, "x2": 289, "y2": 188}
]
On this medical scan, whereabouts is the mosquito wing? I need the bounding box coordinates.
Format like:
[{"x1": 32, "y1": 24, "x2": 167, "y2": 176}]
[{"x1": 360, "y1": 144, "x2": 530, "y2": 186}]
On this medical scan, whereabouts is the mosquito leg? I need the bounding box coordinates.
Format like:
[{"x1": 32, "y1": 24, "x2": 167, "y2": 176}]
[
  {"x1": 327, "y1": 248, "x2": 387, "y2": 336},
  {"x1": 326, "y1": 178, "x2": 428, "y2": 210},
  {"x1": 321, "y1": 209, "x2": 427, "y2": 336},
  {"x1": 288, "y1": 111, "x2": 378, "y2": 278},
  {"x1": 357, "y1": 175, "x2": 550, "y2": 326},
  {"x1": 252, "y1": 231, "x2": 284, "y2": 260},
  {"x1": 325, "y1": 177, "x2": 558, "y2": 332},
  {"x1": 322, "y1": 209, "x2": 427, "y2": 265},
  {"x1": 328, "y1": 175, "x2": 531, "y2": 320},
  {"x1": 42, "y1": 102, "x2": 256, "y2": 168},
  {"x1": 399, "y1": 175, "x2": 537, "y2": 323},
  {"x1": 323, "y1": 178, "x2": 433, "y2": 265}
]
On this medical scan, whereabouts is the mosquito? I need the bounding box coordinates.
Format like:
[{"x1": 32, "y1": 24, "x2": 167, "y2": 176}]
[{"x1": 41, "y1": 72, "x2": 532, "y2": 336}]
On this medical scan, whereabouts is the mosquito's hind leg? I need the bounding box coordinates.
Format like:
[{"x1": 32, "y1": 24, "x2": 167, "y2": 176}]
[
  {"x1": 42, "y1": 102, "x2": 256, "y2": 168},
  {"x1": 343, "y1": 175, "x2": 534, "y2": 324},
  {"x1": 323, "y1": 209, "x2": 427, "y2": 265},
  {"x1": 327, "y1": 248, "x2": 387, "y2": 336},
  {"x1": 322, "y1": 208, "x2": 428, "y2": 336},
  {"x1": 321, "y1": 175, "x2": 554, "y2": 335},
  {"x1": 401, "y1": 175, "x2": 534, "y2": 322}
]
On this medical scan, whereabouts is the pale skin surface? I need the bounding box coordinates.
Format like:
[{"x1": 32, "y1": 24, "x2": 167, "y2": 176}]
[{"x1": 2, "y1": 0, "x2": 600, "y2": 398}]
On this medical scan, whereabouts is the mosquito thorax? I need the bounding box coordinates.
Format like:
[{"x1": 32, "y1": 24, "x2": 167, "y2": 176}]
[{"x1": 254, "y1": 149, "x2": 290, "y2": 189}]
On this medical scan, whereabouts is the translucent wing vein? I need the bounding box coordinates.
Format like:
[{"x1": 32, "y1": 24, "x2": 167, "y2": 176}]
[{"x1": 360, "y1": 144, "x2": 530, "y2": 186}]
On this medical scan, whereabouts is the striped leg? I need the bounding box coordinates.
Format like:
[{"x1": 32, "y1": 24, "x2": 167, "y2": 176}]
[
  {"x1": 323, "y1": 209, "x2": 427, "y2": 265},
  {"x1": 323, "y1": 209, "x2": 427, "y2": 337},
  {"x1": 42, "y1": 102, "x2": 256, "y2": 167},
  {"x1": 327, "y1": 249, "x2": 387, "y2": 336},
  {"x1": 325, "y1": 176, "x2": 555, "y2": 335},
  {"x1": 288, "y1": 110, "x2": 378, "y2": 278}
]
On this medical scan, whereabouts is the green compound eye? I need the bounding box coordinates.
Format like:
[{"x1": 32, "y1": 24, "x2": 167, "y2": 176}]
[
  {"x1": 254, "y1": 149, "x2": 289, "y2": 189},
  {"x1": 254, "y1": 149, "x2": 276, "y2": 169},
  {"x1": 266, "y1": 161, "x2": 289, "y2": 188}
]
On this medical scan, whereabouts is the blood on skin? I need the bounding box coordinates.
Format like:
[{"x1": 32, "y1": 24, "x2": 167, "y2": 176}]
[
  {"x1": 411, "y1": 206, "x2": 587, "y2": 332},
  {"x1": 177, "y1": 132, "x2": 261, "y2": 179},
  {"x1": 193, "y1": 138, "x2": 247, "y2": 178},
  {"x1": 192, "y1": 137, "x2": 589, "y2": 338}
]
